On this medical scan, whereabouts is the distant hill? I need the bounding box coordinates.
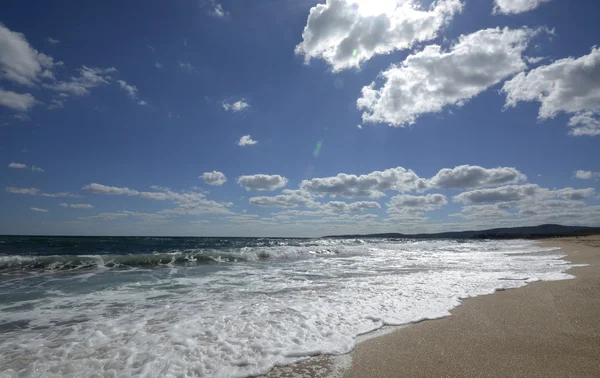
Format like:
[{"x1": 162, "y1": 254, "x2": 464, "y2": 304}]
[{"x1": 324, "y1": 224, "x2": 600, "y2": 240}]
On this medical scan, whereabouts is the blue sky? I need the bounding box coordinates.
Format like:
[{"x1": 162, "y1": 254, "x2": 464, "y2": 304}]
[{"x1": 1, "y1": 0, "x2": 599, "y2": 237}]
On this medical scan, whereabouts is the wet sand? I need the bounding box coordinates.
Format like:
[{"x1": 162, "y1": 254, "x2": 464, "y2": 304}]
[{"x1": 343, "y1": 236, "x2": 600, "y2": 378}]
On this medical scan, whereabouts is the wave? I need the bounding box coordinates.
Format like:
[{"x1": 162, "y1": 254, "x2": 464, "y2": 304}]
[{"x1": 0, "y1": 247, "x2": 345, "y2": 273}]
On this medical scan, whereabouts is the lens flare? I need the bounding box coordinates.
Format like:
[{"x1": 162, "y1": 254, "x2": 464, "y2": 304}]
[
  {"x1": 313, "y1": 140, "x2": 323, "y2": 158},
  {"x1": 352, "y1": 49, "x2": 358, "y2": 57}
]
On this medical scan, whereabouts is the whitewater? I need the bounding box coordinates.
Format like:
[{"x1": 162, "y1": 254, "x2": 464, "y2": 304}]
[{"x1": 0, "y1": 237, "x2": 576, "y2": 377}]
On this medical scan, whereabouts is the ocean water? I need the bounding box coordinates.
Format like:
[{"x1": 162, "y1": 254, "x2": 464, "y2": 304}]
[{"x1": 0, "y1": 236, "x2": 575, "y2": 377}]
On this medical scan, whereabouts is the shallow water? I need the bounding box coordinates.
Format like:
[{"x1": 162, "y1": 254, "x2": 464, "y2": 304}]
[{"x1": 0, "y1": 237, "x2": 573, "y2": 377}]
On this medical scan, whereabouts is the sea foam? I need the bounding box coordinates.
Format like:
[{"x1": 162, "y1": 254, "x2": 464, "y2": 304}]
[{"x1": 0, "y1": 239, "x2": 574, "y2": 377}]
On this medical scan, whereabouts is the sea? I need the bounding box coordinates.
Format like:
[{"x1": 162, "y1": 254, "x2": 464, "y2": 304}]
[{"x1": 0, "y1": 236, "x2": 576, "y2": 377}]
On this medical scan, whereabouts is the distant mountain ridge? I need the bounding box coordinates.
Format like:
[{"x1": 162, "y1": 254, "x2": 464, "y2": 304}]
[{"x1": 324, "y1": 224, "x2": 600, "y2": 239}]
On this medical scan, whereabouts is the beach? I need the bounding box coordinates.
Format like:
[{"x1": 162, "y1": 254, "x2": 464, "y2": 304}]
[
  {"x1": 341, "y1": 236, "x2": 600, "y2": 378},
  {"x1": 0, "y1": 236, "x2": 593, "y2": 377}
]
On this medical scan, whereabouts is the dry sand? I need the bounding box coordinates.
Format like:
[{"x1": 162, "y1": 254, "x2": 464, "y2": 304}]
[{"x1": 343, "y1": 236, "x2": 600, "y2": 378}]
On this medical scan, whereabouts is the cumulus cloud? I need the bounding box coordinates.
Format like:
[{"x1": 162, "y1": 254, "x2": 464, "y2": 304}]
[
  {"x1": 83, "y1": 183, "x2": 139, "y2": 196},
  {"x1": 574, "y1": 170, "x2": 599, "y2": 180},
  {"x1": 493, "y1": 0, "x2": 551, "y2": 14},
  {"x1": 202, "y1": 171, "x2": 227, "y2": 186},
  {"x1": 45, "y1": 66, "x2": 117, "y2": 96},
  {"x1": 324, "y1": 201, "x2": 381, "y2": 213},
  {"x1": 84, "y1": 183, "x2": 232, "y2": 216},
  {"x1": 8, "y1": 162, "x2": 44, "y2": 172},
  {"x1": 300, "y1": 167, "x2": 426, "y2": 198},
  {"x1": 0, "y1": 23, "x2": 59, "y2": 86},
  {"x1": 357, "y1": 27, "x2": 541, "y2": 126},
  {"x1": 295, "y1": 0, "x2": 464, "y2": 72},
  {"x1": 568, "y1": 112, "x2": 600, "y2": 137},
  {"x1": 0, "y1": 89, "x2": 36, "y2": 111},
  {"x1": 237, "y1": 174, "x2": 288, "y2": 191},
  {"x1": 428, "y1": 165, "x2": 526, "y2": 189},
  {"x1": 238, "y1": 135, "x2": 258, "y2": 146},
  {"x1": 387, "y1": 194, "x2": 447, "y2": 218},
  {"x1": 59, "y1": 203, "x2": 94, "y2": 209},
  {"x1": 453, "y1": 184, "x2": 539, "y2": 204},
  {"x1": 454, "y1": 184, "x2": 595, "y2": 205},
  {"x1": 451, "y1": 204, "x2": 512, "y2": 220},
  {"x1": 249, "y1": 190, "x2": 316, "y2": 208},
  {"x1": 502, "y1": 47, "x2": 600, "y2": 136},
  {"x1": 223, "y1": 100, "x2": 250, "y2": 112},
  {"x1": 552, "y1": 187, "x2": 595, "y2": 201},
  {"x1": 30, "y1": 207, "x2": 49, "y2": 213},
  {"x1": 6, "y1": 186, "x2": 78, "y2": 198},
  {"x1": 8, "y1": 162, "x2": 27, "y2": 169}
]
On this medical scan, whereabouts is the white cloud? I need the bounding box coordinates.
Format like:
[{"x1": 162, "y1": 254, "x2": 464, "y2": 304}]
[
  {"x1": 453, "y1": 184, "x2": 539, "y2": 204},
  {"x1": 6, "y1": 186, "x2": 78, "y2": 198},
  {"x1": 13, "y1": 113, "x2": 31, "y2": 121},
  {"x1": 0, "y1": 89, "x2": 36, "y2": 111},
  {"x1": 575, "y1": 170, "x2": 599, "y2": 180},
  {"x1": 6, "y1": 187, "x2": 40, "y2": 195},
  {"x1": 568, "y1": 112, "x2": 600, "y2": 137},
  {"x1": 45, "y1": 66, "x2": 117, "y2": 96},
  {"x1": 223, "y1": 99, "x2": 250, "y2": 112},
  {"x1": 179, "y1": 61, "x2": 194, "y2": 72},
  {"x1": 238, "y1": 135, "x2": 258, "y2": 146},
  {"x1": 8, "y1": 162, "x2": 27, "y2": 169},
  {"x1": 202, "y1": 171, "x2": 227, "y2": 186},
  {"x1": 137, "y1": 100, "x2": 148, "y2": 106},
  {"x1": 83, "y1": 183, "x2": 139, "y2": 196},
  {"x1": 59, "y1": 203, "x2": 94, "y2": 209},
  {"x1": 493, "y1": 0, "x2": 551, "y2": 15},
  {"x1": 117, "y1": 80, "x2": 138, "y2": 99},
  {"x1": 453, "y1": 184, "x2": 595, "y2": 205},
  {"x1": 30, "y1": 207, "x2": 49, "y2": 213},
  {"x1": 79, "y1": 212, "x2": 129, "y2": 221},
  {"x1": 357, "y1": 124, "x2": 362, "y2": 129},
  {"x1": 502, "y1": 47, "x2": 600, "y2": 136},
  {"x1": 47, "y1": 37, "x2": 60, "y2": 44},
  {"x1": 323, "y1": 201, "x2": 381, "y2": 213},
  {"x1": 147, "y1": 45, "x2": 155, "y2": 53},
  {"x1": 451, "y1": 204, "x2": 512, "y2": 220},
  {"x1": 295, "y1": 0, "x2": 464, "y2": 72},
  {"x1": 387, "y1": 194, "x2": 447, "y2": 218},
  {"x1": 357, "y1": 27, "x2": 541, "y2": 127},
  {"x1": 428, "y1": 165, "x2": 526, "y2": 189},
  {"x1": 9, "y1": 162, "x2": 44, "y2": 172},
  {"x1": 208, "y1": 0, "x2": 229, "y2": 18},
  {"x1": 300, "y1": 167, "x2": 426, "y2": 198},
  {"x1": 237, "y1": 174, "x2": 288, "y2": 191},
  {"x1": 48, "y1": 98, "x2": 64, "y2": 110},
  {"x1": 249, "y1": 190, "x2": 317, "y2": 208},
  {"x1": 552, "y1": 187, "x2": 595, "y2": 201},
  {"x1": 155, "y1": 62, "x2": 162, "y2": 69},
  {"x1": 84, "y1": 183, "x2": 232, "y2": 216},
  {"x1": 0, "y1": 23, "x2": 59, "y2": 86}
]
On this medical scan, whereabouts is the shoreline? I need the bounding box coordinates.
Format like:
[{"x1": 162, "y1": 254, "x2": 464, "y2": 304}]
[{"x1": 264, "y1": 236, "x2": 600, "y2": 378}]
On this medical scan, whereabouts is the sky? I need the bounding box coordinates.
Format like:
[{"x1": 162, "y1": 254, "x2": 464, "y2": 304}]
[{"x1": 1, "y1": 0, "x2": 599, "y2": 237}]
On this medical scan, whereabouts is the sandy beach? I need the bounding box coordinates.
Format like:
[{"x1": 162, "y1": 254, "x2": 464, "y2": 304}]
[
  {"x1": 343, "y1": 236, "x2": 600, "y2": 378},
  {"x1": 264, "y1": 236, "x2": 600, "y2": 378}
]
